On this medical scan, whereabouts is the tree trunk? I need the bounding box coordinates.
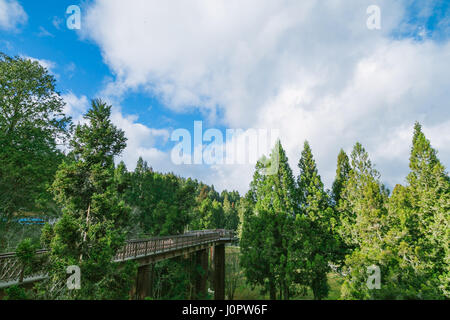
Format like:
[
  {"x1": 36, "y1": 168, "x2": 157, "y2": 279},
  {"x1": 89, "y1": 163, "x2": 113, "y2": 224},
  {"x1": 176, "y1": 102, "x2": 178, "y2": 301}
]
[
  {"x1": 269, "y1": 279, "x2": 276, "y2": 300},
  {"x1": 283, "y1": 283, "x2": 289, "y2": 300},
  {"x1": 79, "y1": 203, "x2": 91, "y2": 262}
]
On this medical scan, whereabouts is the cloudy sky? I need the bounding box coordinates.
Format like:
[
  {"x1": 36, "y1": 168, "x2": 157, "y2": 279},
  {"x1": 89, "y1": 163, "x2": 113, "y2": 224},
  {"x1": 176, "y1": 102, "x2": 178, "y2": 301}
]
[{"x1": 1, "y1": 0, "x2": 449, "y2": 194}]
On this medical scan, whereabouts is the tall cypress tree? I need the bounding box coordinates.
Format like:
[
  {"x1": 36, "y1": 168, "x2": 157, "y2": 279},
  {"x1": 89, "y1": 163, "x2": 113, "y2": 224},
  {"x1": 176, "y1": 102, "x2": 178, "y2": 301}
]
[
  {"x1": 385, "y1": 183, "x2": 423, "y2": 298},
  {"x1": 241, "y1": 141, "x2": 297, "y2": 299},
  {"x1": 289, "y1": 141, "x2": 335, "y2": 299},
  {"x1": 42, "y1": 99, "x2": 136, "y2": 299},
  {"x1": 339, "y1": 143, "x2": 391, "y2": 299},
  {"x1": 331, "y1": 149, "x2": 351, "y2": 206},
  {"x1": 382, "y1": 123, "x2": 449, "y2": 299},
  {"x1": 330, "y1": 149, "x2": 352, "y2": 270},
  {"x1": 404, "y1": 123, "x2": 449, "y2": 298}
]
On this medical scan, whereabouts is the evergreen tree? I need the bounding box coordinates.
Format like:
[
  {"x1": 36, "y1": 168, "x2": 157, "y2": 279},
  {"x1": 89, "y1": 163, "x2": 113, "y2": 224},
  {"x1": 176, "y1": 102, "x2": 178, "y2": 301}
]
[
  {"x1": 237, "y1": 197, "x2": 251, "y2": 240},
  {"x1": 125, "y1": 158, "x2": 195, "y2": 237},
  {"x1": 384, "y1": 183, "x2": 425, "y2": 298},
  {"x1": 42, "y1": 99, "x2": 135, "y2": 299},
  {"x1": 211, "y1": 199, "x2": 225, "y2": 229},
  {"x1": 289, "y1": 141, "x2": 335, "y2": 299},
  {"x1": 388, "y1": 123, "x2": 450, "y2": 298},
  {"x1": 331, "y1": 149, "x2": 351, "y2": 206},
  {"x1": 330, "y1": 149, "x2": 352, "y2": 270},
  {"x1": 241, "y1": 141, "x2": 297, "y2": 299},
  {"x1": 223, "y1": 195, "x2": 239, "y2": 231},
  {"x1": 190, "y1": 197, "x2": 224, "y2": 230},
  {"x1": 339, "y1": 143, "x2": 391, "y2": 299}
]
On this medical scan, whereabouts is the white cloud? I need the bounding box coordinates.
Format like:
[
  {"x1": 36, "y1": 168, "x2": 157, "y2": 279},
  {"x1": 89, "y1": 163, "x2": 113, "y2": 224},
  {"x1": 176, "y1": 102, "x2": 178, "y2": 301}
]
[
  {"x1": 62, "y1": 92, "x2": 90, "y2": 124},
  {"x1": 111, "y1": 110, "x2": 170, "y2": 167},
  {"x1": 61, "y1": 92, "x2": 175, "y2": 175},
  {"x1": 0, "y1": 0, "x2": 27, "y2": 31},
  {"x1": 81, "y1": 0, "x2": 450, "y2": 193}
]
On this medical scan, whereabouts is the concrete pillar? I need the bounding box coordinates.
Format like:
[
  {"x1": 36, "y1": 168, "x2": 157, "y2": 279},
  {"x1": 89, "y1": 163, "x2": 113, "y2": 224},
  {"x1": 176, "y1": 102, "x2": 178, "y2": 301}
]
[
  {"x1": 136, "y1": 264, "x2": 151, "y2": 300},
  {"x1": 213, "y1": 244, "x2": 225, "y2": 300},
  {"x1": 194, "y1": 248, "x2": 209, "y2": 299}
]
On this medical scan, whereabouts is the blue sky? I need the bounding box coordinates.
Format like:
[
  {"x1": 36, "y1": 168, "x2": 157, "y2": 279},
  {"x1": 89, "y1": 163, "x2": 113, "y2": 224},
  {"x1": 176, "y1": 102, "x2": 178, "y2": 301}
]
[
  {"x1": 394, "y1": 0, "x2": 450, "y2": 41},
  {"x1": 0, "y1": 0, "x2": 212, "y2": 140},
  {"x1": 1, "y1": 1, "x2": 106, "y2": 100},
  {"x1": 1, "y1": 0, "x2": 449, "y2": 193}
]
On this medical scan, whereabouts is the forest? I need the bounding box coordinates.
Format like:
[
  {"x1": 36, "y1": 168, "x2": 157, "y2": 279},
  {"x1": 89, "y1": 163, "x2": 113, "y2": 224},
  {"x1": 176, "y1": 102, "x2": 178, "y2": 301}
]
[{"x1": 0, "y1": 53, "x2": 448, "y2": 300}]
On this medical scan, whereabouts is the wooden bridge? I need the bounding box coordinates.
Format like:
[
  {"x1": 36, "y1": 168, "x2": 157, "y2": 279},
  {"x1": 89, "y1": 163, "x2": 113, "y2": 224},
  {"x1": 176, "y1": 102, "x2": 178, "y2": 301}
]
[{"x1": 0, "y1": 229, "x2": 237, "y2": 299}]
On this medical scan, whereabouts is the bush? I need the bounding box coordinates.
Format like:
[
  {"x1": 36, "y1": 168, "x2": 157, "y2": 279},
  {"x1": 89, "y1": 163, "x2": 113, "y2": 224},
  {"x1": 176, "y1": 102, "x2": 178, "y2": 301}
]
[{"x1": 3, "y1": 285, "x2": 28, "y2": 300}]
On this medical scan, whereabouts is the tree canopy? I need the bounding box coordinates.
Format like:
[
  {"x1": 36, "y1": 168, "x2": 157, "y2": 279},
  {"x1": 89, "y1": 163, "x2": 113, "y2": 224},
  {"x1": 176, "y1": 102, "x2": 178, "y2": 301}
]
[{"x1": 0, "y1": 53, "x2": 71, "y2": 251}]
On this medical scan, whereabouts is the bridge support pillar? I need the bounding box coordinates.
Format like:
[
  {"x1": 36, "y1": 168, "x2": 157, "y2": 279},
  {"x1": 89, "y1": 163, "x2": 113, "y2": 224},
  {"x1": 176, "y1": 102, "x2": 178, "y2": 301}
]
[
  {"x1": 194, "y1": 248, "x2": 209, "y2": 299},
  {"x1": 136, "y1": 264, "x2": 151, "y2": 300},
  {"x1": 213, "y1": 244, "x2": 225, "y2": 300}
]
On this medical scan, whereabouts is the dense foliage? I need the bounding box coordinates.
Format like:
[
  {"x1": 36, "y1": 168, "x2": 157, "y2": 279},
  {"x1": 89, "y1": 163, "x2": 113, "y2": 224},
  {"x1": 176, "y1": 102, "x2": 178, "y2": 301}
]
[
  {"x1": 1, "y1": 52, "x2": 448, "y2": 300},
  {"x1": 41, "y1": 99, "x2": 136, "y2": 299},
  {"x1": 241, "y1": 126, "x2": 449, "y2": 300},
  {"x1": 0, "y1": 53, "x2": 70, "y2": 251},
  {"x1": 240, "y1": 142, "x2": 297, "y2": 299}
]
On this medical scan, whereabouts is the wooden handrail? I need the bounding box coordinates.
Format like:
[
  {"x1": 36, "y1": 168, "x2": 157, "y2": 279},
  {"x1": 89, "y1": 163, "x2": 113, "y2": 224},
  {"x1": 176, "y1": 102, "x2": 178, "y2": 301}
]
[{"x1": 0, "y1": 229, "x2": 237, "y2": 283}]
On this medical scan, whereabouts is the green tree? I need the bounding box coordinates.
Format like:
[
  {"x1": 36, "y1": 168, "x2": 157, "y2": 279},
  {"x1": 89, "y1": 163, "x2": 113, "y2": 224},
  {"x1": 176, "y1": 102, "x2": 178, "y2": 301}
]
[
  {"x1": 225, "y1": 247, "x2": 242, "y2": 300},
  {"x1": 15, "y1": 238, "x2": 39, "y2": 283},
  {"x1": 211, "y1": 200, "x2": 225, "y2": 229},
  {"x1": 223, "y1": 195, "x2": 239, "y2": 231},
  {"x1": 3, "y1": 285, "x2": 28, "y2": 300},
  {"x1": 0, "y1": 53, "x2": 70, "y2": 250},
  {"x1": 237, "y1": 196, "x2": 252, "y2": 240},
  {"x1": 125, "y1": 158, "x2": 195, "y2": 237},
  {"x1": 384, "y1": 183, "x2": 425, "y2": 298},
  {"x1": 339, "y1": 143, "x2": 391, "y2": 299},
  {"x1": 122, "y1": 158, "x2": 204, "y2": 300},
  {"x1": 43, "y1": 99, "x2": 135, "y2": 299},
  {"x1": 331, "y1": 149, "x2": 351, "y2": 206},
  {"x1": 241, "y1": 141, "x2": 297, "y2": 299},
  {"x1": 191, "y1": 198, "x2": 215, "y2": 230},
  {"x1": 408, "y1": 123, "x2": 449, "y2": 298},
  {"x1": 289, "y1": 141, "x2": 335, "y2": 300},
  {"x1": 330, "y1": 149, "x2": 352, "y2": 269},
  {"x1": 386, "y1": 123, "x2": 449, "y2": 298}
]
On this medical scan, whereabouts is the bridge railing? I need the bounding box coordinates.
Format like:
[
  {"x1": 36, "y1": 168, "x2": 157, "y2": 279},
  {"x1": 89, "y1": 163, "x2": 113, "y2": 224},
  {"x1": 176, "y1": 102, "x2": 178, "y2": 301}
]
[
  {"x1": 0, "y1": 249, "x2": 48, "y2": 284},
  {"x1": 0, "y1": 229, "x2": 236, "y2": 283},
  {"x1": 114, "y1": 230, "x2": 230, "y2": 261},
  {"x1": 185, "y1": 229, "x2": 235, "y2": 239}
]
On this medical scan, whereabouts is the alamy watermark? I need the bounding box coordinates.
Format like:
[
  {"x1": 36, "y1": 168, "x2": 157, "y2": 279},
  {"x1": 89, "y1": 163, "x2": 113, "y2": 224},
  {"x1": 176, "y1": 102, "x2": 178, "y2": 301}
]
[
  {"x1": 366, "y1": 265, "x2": 381, "y2": 289},
  {"x1": 367, "y1": 5, "x2": 381, "y2": 30},
  {"x1": 66, "y1": 5, "x2": 81, "y2": 30},
  {"x1": 66, "y1": 265, "x2": 81, "y2": 290},
  {"x1": 171, "y1": 121, "x2": 280, "y2": 175}
]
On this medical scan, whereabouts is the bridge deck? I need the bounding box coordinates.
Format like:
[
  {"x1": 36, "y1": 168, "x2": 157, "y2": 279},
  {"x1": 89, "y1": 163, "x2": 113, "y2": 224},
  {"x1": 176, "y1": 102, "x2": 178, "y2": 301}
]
[{"x1": 0, "y1": 229, "x2": 237, "y2": 288}]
